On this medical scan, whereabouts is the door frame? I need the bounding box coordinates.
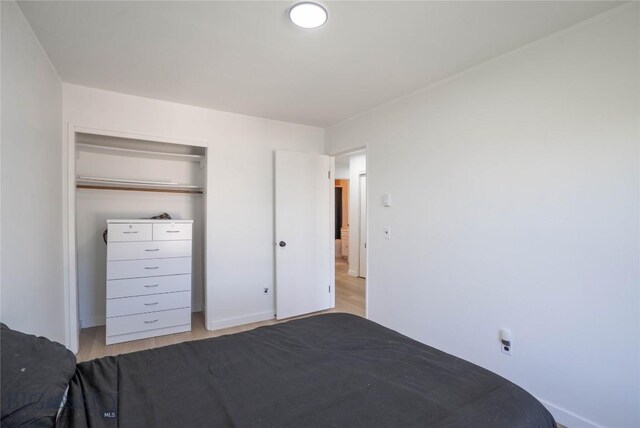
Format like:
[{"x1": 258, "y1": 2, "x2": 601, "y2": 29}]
[
  {"x1": 329, "y1": 145, "x2": 369, "y2": 318},
  {"x1": 358, "y1": 172, "x2": 367, "y2": 278},
  {"x1": 63, "y1": 123, "x2": 210, "y2": 353}
]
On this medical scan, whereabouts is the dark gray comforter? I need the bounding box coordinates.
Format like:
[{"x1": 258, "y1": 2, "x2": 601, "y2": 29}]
[{"x1": 58, "y1": 313, "x2": 555, "y2": 427}]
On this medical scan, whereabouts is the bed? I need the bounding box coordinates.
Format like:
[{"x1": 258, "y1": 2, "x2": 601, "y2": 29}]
[{"x1": 2, "y1": 313, "x2": 555, "y2": 427}]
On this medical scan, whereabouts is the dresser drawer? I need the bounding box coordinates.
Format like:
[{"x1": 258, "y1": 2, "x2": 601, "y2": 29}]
[
  {"x1": 153, "y1": 223, "x2": 192, "y2": 241},
  {"x1": 107, "y1": 257, "x2": 192, "y2": 280},
  {"x1": 107, "y1": 291, "x2": 191, "y2": 318},
  {"x1": 107, "y1": 274, "x2": 191, "y2": 299},
  {"x1": 107, "y1": 240, "x2": 192, "y2": 261},
  {"x1": 106, "y1": 308, "x2": 191, "y2": 337},
  {"x1": 108, "y1": 223, "x2": 152, "y2": 242}
]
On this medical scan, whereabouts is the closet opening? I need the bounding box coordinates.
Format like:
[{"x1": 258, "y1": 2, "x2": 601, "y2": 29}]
[{"x1": 67, "y1": 129, "x2": 208, "y2": 358}]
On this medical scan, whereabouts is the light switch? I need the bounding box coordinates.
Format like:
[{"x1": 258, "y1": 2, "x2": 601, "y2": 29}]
[
  {"x1": 382, "y1": 193, "x2": 391, "y2": 207},
  {"x1": 383, "y1": 227, "x2": 391, "y2": 239}
]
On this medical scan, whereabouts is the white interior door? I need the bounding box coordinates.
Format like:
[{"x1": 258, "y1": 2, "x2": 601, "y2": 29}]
[
  {"x1": 359, "y1": 174, "x2": 367, "y2": 278},
  {"x1": 275, "y1": 151, "x2": 333, "y2": 320}
]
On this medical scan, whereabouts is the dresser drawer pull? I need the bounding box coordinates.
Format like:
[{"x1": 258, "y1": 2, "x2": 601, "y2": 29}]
[
  {"x1": 144, "y1": 266, "x2": 159, "y2": 270},
  {"x1": 123, "y1": 231, "x2": 139, "y2": 234},
  {"x1": 145, "y1": 248, "x2": 160, "y2": 252},
  {"x1": 166, "y1": 230, "x2": 180, "y2": 233},
  {"x1": 144, "y1": 284, "x2": 159, "y2": 288},
  {"x1": 144, "y1": 302, "x2": 159, "y2": 306},
  {"x1": 144, "y1": 319, "x2": 159, "y2": 324}
]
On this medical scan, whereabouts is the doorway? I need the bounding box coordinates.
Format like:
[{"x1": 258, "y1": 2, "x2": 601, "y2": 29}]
[{"x1": 333, "y1": 150, "x2": 366, "y2": 317}]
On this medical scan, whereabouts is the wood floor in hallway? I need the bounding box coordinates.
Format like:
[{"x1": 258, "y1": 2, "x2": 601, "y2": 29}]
[{"x1": 77, "y1": 258, "x2": 365, "y2": 362}]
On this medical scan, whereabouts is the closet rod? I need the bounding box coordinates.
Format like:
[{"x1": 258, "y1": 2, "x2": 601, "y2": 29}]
[{"x1": 77, "y1": 184, "x2": 203, "y2": 195}]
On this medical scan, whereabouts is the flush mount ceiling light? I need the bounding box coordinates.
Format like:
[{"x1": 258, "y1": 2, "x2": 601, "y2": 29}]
[{"x1": 289, "y1": 2, "x2": 328, "y2": 29}]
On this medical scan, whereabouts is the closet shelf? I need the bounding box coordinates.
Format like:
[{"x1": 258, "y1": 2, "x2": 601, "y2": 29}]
[
  {"x1": 76, "y1": 177, "x2": 204, "y2": 194},
  {"x1": 77, "y1": 143, "x2": 205, "y2": 166}
]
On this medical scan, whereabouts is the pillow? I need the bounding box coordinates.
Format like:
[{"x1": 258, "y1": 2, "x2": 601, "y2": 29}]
[{"x1": 1, "y1": 323, "x2": 77, "y2": 427}]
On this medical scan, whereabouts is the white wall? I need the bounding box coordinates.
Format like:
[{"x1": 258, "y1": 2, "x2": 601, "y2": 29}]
[
  {"x1": 325, "y1": 5, "x2": 639, "y2": 427},
  {"x1": 348, "y1": 153, "x2": 366, "y2": 277},
  {"x1": 0, "y1": 1, "x2": 65, "y2": 343},
  {"x1": 63, "y1": 84, "x2": 325, "y2": 333},
  {"x1": 335, "y1": 160, "x2": 350, "y2": 180}
]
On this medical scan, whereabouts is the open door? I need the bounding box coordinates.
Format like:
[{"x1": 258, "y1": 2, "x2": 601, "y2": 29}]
[{"x1": 275, "y1": 151, "x2": 334, "y2": 320}]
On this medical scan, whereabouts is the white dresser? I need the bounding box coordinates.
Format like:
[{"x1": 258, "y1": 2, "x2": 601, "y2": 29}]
[{"x1": 106, "y1": 219, "x2": 193, "y2": 345}]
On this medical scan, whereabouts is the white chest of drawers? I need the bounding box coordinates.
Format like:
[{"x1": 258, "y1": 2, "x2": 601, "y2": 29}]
[{"x1": 106, "y1": 219, "x2": 193, "y2": 345}]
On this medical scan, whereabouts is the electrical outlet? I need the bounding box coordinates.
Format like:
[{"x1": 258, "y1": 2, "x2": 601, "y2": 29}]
[
  {"x1": 501, "y1": 342, "x2": 512, "y2": 356},
  {"x1": 263, "y1": 287, "x2": 269, "y2": 294}
]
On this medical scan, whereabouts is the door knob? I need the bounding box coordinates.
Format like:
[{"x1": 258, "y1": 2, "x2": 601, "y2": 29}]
[{"x1": 279, "y1": 241, "x2": 286, "y2": 247}]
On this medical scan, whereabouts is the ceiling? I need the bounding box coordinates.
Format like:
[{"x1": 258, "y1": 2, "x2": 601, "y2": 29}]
[{"x1": 18, "y1": 1, "x2": 621, "y2": 127}]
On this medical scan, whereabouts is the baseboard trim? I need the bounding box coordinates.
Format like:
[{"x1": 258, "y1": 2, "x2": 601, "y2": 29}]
[
  {"x1": 206, "y1": 311, "x2": 274, "y2": 331},
  {"x1": 539, "y1": 398, "x2": 600, "y2": 428}
]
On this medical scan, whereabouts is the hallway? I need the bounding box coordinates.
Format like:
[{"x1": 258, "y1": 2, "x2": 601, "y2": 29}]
[{"x1": 333, "y1": 257, "x2": 365, "y2": 317}]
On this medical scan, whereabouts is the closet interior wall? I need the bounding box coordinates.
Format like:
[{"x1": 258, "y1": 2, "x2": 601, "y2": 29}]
[{"x1": 75, "y1": 133, "x2": 206, "y2": 328}]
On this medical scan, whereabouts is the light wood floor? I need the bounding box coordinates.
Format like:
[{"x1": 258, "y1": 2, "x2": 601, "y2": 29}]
[{"x1": 77, "y1": 258, "x2": 365, "y2": 362}]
